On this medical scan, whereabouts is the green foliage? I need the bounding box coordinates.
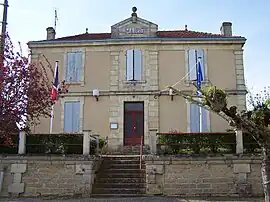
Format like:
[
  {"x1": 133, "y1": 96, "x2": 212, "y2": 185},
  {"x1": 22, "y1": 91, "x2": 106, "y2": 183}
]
[
  {"x1": 204, "y1": 86, "x2": 227, "y2": 112},
  {"x1": 157, "y1": 132, "x2": 236, "y2": 155},
  {"x1": 0, "y1": 134, "x2": 19, "y2": 154},
  {"x1": 243, "y1": 132, "x2": 261, "y2": 153},
  {"x1": 26, "y1": 134, "x2": 84, "y2": 154}
]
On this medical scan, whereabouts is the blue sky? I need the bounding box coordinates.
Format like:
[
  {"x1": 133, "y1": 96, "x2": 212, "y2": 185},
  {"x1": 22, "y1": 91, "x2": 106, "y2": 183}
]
[{"x1": 2, "y1": 0, "x2": 270, "y2": 93}]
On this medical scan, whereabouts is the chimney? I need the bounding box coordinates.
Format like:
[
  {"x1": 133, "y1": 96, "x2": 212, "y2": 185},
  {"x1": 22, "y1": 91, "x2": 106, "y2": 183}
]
[
  {"x1": 46, "y1": 27, "x2": 56, "y2": 40},
  {"x1": 220, "y1": 22, "x2": 232, "y2": 36}
]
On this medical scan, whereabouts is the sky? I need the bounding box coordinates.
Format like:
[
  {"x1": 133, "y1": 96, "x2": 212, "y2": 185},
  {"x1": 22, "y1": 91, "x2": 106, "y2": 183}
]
[{"x1": 1, "y1": 0, "x2": 269, "y2": 93}]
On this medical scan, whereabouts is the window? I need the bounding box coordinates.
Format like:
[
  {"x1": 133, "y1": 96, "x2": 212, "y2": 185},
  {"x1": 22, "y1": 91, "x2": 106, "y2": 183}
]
[
  {"x1": 189, "y1": 103, "x2": 209, "y2": 132},
  {"x1": 65, "y1": 52, "x2": 82, "y2": 82},
  {"x1": 187, "y1": 49, "x2": 205, "y2": 81},
  {"x1": 126, "y1": 49, "x2": 142, "y2": 81},
  {"x1": 64, "y1": 101, "x2": 81, "y2": 133}
]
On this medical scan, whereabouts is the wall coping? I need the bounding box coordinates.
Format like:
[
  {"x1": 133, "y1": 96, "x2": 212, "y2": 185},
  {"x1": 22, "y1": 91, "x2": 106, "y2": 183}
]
[
  {"x1": 0, "y1": 155, "x2": 98, "y2": 161},
  {"x1": 143, "y1": 154, "x2": 262, "y2": 164}
]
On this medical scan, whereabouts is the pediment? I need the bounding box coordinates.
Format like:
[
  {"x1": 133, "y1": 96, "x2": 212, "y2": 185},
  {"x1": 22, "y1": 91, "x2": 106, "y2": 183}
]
[{"x1": 111, "y1": 12, "x2": 158, "y2": 38}]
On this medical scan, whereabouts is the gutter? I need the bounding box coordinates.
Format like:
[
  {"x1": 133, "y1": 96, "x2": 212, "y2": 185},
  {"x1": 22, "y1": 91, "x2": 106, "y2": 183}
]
[{"x1": 28, "y1": 37, "x2": 247, "y2": 47}]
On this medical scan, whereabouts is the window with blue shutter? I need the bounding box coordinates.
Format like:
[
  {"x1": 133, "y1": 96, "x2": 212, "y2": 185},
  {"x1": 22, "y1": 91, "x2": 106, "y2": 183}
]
[
  {"x1": 64, "y1": 101, "x2": 81, "y2": 133},
  {"x1": 189, "y1": 103, "x2": 209, "y2": 132},
  {"x1": 189, "y1": 104, "x2": 200, "y2": 132},
  {"x1": 126, "y1": 49, "x2": 142, "y2": 81},
  {"x1": 188, "y1": 49, "x2": 205, "y2": 81},
  {"x1": 66, "y1": 52, "x2": 82, "y2": 82}
]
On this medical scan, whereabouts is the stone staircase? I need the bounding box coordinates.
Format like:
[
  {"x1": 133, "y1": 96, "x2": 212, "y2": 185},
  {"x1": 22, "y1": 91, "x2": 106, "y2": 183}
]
[
  {"x1": 92, "y1": 156, "x2": 146, "y2": 197},
  {"x1": 102, "y1": 145, "x2": 150, "y2": 155}
]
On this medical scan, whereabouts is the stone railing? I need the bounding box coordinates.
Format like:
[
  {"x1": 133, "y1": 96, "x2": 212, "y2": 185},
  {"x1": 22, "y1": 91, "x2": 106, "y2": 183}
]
[{"x1": 144, "y1": 155, "x2": 263, "y2": 197}]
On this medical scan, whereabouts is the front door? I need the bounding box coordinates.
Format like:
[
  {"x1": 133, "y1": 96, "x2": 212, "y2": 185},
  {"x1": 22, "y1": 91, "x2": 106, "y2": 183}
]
[{"x1": 124, "y1": 102, "x2": 144, "y2": 146}]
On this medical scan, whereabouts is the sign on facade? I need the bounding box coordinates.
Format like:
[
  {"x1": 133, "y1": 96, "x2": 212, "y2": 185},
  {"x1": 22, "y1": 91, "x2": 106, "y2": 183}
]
[{"x1": 121, "y1": 27, "x2": 145, "y2": 34}]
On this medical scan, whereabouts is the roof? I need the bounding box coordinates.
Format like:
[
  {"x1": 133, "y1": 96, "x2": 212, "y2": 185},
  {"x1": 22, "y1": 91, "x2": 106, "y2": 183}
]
[{"x1": 53, "y1": 30, "x2": 243, "y2": 41}]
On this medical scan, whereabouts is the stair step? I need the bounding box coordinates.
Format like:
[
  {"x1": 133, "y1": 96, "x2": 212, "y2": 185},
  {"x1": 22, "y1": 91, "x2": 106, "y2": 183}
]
[
  {"x1": 100, "y1": 172, "x2": 145, "y2": 178},
  {"x1": 93, "y1": 183, "x2": 145, "y2": 189},
  {"x1": 100, "y1": 164, "x2": 146, "y2": 169},
  {"x1": 102, "y1": 155, "x2": 140, "y2": 161},
  {"x1": 102, "y1": 160, "x2": 143, "y2": 165},
  {"x1": 91, "y1": 193, "x2": 145, "y2": 198},
  {"x1": 92, "y1": 187, "x2": 145, "y2": 195},
  {"x1": 98, "y1": 169, "x2": 145, "y2": 173},
  {"x1": 96, "y1": 177, "x2": 145, "y2": 183}
]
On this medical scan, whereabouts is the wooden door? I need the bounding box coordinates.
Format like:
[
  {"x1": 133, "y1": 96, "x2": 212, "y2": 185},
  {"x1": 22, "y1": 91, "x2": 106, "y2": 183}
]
[{"x1": 124, "y1": 102, "x2": 144, "y2": 146}]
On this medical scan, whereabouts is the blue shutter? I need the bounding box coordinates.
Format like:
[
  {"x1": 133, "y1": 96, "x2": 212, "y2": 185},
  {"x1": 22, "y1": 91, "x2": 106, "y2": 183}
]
[
  {"x1": 196, "y1": 49, "x2": 205, "y2": 80},
  {"x1": 74, "y1": 52, "x2": 82, "y2": 82},
  {"x1": 72, "y1": 101, "x2": 80, "y2": 132},
  {"x1": 64, "y1": 102, "x2": 73, "y2": 132},
  {"x1": 126, "y1": 50, "x2": 133, "y2": 81},
  {"x1": 190, "y1": 103, "x2": 200, "y2": 132},
  {"x1": 66, "y1": 53, "x2": 76, "y2": 82},
  {"x1": 188, "y1": 49, "x2": 197, "y2": 81},
  {"x1": 64, "y1": 101, "x2": 81, "y2": 133},
  {"x1": 134, "y1": 49, "x2": 142, "y2": 81},
  {"x1": 201, "y1": 108, "x2": 209, "y2": 132}
]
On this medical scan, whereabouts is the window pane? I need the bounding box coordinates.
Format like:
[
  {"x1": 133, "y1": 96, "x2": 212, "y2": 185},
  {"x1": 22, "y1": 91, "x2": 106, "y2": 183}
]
[
  {"x1": 64, "y1": 101, "x2": 80, "y2": 133},
  {"x1": 188, "y1": 49, "x2": 197, "y2": 81},
  {"x1": 196, "y1": 49, "x2": 205, "y2": 80},
  {"x1": 64, "y1": 102, "x2": 73, "y2": 132},
  {"x1": 74, "y1": 52, "x2": 82, "y2": 82},
  {"x1": 66, "y1": 53, "x2": 74, "y2": 82},
  {"x1": 125, "y1": 102, "x2": 144, "y2": 111},
  {"x1": 126, "y1": 50, "x2": 134, "y2": 80},
  {"x1": 134, "y1": 49, "x2": 142, "y2": 80},
  {"x1": 201, "y1": 108, "x2": 209, "y2": 132},
  {"x1": 124, "y1": 113, "x2": 133, "y2": 137},
  {"x1": 72, "y1": 101, "x2": 80, "y2": 132},
  {"x1": 189, "y1": 103, "x2": 200, "y2": 132},
  {"x1": 135, "y1": 113, "x2": 144, "y2": 136}
]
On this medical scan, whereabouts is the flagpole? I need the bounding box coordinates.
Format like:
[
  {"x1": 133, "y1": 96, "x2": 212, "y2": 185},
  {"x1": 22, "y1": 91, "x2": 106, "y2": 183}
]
[
  {"x1": 50, "y1": 61, "x2": 59, "y2": 134},
  {"x1": 50, "y1": 105, "x2": 54, "y2": 134}
]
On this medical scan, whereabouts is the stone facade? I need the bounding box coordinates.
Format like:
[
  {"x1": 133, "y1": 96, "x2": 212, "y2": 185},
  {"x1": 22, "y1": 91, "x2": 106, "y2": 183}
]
[
  {"x1": 28, "y1": 8, "x2": 247, "y2": 146},
  {"x1": 145, "y1": 155, "x2": 263, "y2": 197},
  {"x1": 0, "y1": 156, "x2": 100, "y2": 197},
  {"x1": 234, "y1": 50, "x2": 246, "y2": 111}
]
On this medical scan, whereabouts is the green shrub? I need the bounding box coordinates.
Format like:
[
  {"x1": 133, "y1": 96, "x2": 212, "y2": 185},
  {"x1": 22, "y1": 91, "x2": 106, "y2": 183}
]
[
  {"x1": 157, "y1": 132, "x2": 236, "y2": 155},
  {"x1": 26, "y1": 133, "x2": 83, "y2": 155}
]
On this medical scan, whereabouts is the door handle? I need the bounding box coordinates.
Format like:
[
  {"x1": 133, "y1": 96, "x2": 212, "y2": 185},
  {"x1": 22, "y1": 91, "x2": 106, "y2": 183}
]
[{"x1": 133, "y1": 126, "x2": 136, "y2": 131}]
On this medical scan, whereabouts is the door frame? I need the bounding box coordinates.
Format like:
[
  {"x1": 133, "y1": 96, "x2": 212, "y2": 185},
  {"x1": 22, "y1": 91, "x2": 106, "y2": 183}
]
[{"x1": 123, "y1": 101, "x2": 144, "y2": 146}]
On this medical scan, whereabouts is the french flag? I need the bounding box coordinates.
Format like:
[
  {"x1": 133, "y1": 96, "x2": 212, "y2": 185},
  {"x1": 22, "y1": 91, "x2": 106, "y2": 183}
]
[{"x1": 51, "y1": 61, "x2": 59, "y2": 102}]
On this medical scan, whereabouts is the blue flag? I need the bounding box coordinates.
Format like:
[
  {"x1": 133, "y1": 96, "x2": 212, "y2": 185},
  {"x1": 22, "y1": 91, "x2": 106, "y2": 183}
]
[{"x1": 196, "y1": 60, "x2": 203, "y2": 96}]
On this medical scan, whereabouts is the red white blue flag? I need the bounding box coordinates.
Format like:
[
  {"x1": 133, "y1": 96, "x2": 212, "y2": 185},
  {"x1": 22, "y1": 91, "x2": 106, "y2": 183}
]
[{"x1": 51, "y1": 61, "x2": 59, "y2": 102}]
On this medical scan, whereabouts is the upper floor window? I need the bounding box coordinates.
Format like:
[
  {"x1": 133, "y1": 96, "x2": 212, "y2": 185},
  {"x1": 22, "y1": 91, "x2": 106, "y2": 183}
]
[
  {"x1": 66, "y1": 52, "x2": 83, "y2": 82},
  {"x1": 187, "y1": 49, "x2": 205, "y2": 81},
  {"x1": 189, "y1": 103, "x2": 209, "y2": 132},
  {"x1": 64, "y1": 101, "x2": 81, "y2": 133},
  {"x1": 126, "y1": 49, "x2": 142, "y2": 81}
]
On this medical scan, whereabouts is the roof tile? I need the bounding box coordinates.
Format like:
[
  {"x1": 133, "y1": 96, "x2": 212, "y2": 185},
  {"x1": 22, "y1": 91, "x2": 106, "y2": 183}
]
[{"x1": 53, "y1": 30, "x2": 243, "y2": 41}]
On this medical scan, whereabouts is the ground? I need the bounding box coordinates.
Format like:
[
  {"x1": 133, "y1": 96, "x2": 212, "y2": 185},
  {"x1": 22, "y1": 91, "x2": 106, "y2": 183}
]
[{"x1": 0, "y1": 197, "x2": 264, "y2": 202}]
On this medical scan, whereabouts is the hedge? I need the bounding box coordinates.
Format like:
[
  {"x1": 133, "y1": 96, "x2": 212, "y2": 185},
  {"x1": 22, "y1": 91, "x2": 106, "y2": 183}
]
[{"x1": 157, "y1": 132, "x2": 261, "y2": 155}]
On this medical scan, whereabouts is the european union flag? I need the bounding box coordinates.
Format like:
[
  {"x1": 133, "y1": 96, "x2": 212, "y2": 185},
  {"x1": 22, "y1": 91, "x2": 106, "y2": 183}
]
[{"x1": 196, "y1": 60, "x2": 203, "y2": 96}]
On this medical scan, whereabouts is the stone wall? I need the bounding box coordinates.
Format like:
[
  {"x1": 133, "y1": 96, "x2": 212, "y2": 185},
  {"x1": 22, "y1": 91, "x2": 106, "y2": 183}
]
[
  {"x1": 145, "y1": 155, "x2": 263, "y2": 197},
  {"x1": 0, "y1": 156, "x2": 100, "y2": 198}
]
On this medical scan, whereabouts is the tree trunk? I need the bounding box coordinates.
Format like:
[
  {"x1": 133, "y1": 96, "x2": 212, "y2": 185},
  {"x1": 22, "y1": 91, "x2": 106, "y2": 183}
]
[{"x1": 262, "y1": 144, "x2": 270, "y2": 201}]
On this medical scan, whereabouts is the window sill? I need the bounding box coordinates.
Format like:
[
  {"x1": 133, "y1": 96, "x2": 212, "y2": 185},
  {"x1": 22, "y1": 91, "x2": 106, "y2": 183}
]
[
  {"x1": 65, "y1": 82, "x2": 84, "y2": 87},
  {"x1": 123, "y1": 80, "x2": 147, "y2": 85},
  {"x1": 184, "y1": 80, "x2": 209, "y2": 86}
]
